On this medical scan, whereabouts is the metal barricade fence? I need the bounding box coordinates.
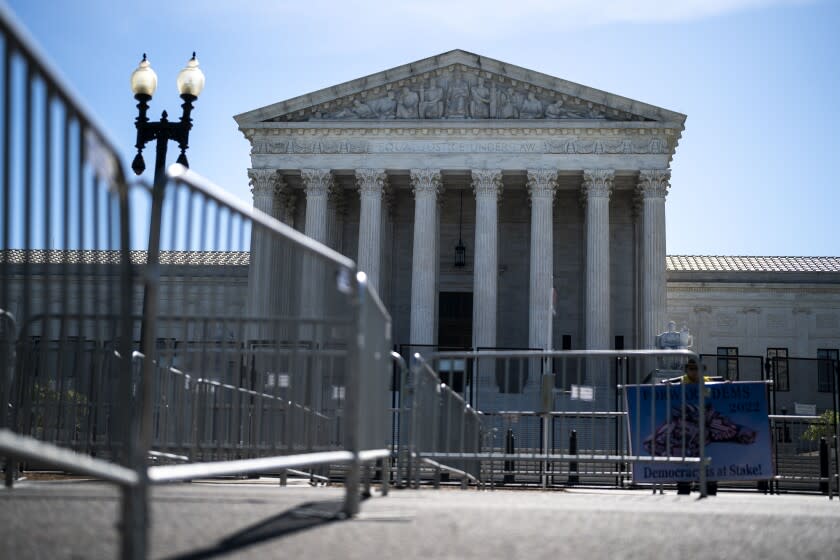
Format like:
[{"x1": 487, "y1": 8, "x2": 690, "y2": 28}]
[
  {"x1": 0, "y1": 3, "x2": 142, "y2": 555},
  {"x1": 394, "y1": 353, "x2": 483, "y2": 488},
  {"x1": 0, "y1": 1, "x2": 136, "y2": 466},
  {"x1": 141, "y1": 166, "x2": 393, "y2": 505},
  {"x1": 0, "y1": 5, "x2": 394, "y2": 556},
  {"x1": 428, "y1": 349, "x2": 708, "y2": 493},
  {"x1": 767, "y1": 414, "x2": 838, "y2": 495}
]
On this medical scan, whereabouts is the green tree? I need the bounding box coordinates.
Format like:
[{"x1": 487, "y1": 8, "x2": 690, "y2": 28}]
[{"x1": 802, "y1": 411, "x2": 839, "y2": 443}]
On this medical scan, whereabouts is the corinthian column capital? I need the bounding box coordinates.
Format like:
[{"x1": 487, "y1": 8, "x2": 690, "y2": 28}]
[
  {"x1": 526, "y1": 169, "x2": 558, "y2": 200},
  {"x1": 471, "y1": 169, "x2": 503, "y2": 199},
  {"x1": 248, "y1": 168, "x2": 284, "y2": 198},
  {"x1": 355, "y1": 168, "x2": 388, "y2": 198},
  {"x1": 582, "y1": 169, "x2": 615, "y2": 199},
  {"x1": 637, "y1": 169, "x2": 671, "y2": 199},
  {"x1": 301, "y1": 168, "x2": 334, "y2": 197},
  {"x1": 410, "y1": 168, "x2": 442, "y2": 199}
]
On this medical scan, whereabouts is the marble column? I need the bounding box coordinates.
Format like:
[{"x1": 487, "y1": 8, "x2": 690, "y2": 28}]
[
  {"x1": 472, "y1": 170, "x2": 502, "y2": 349},
  {"x1": 637, "y1": 169, "x2": 670, "y2": 349},
  {"x1": 246, "y1": 168, "x2": 282, "y2": 340},
  {"x1": 583, "y1": 169, "x2": 614, "y2": 350},
  {"x1": 326, "y1": 186, "x2": 345, "y2": 252},
  {"x1": 409, "y1": 169, "x2": 442, "y2": 346},
  {"x1": 356, "y1": 169, "x2": 387, "y2": 291},
  {"x1": 300, "y1": 169, "x2": 333, "y2": 328},
  {"x1": 301, "y1": 169, "x2": 333, "y2": 244},
  {"x1": 527, "y1": 169, "x2": 558, "y2": 350},
  {"x1": 272, "y1": 190, "x2": 297, "y2": 335}
]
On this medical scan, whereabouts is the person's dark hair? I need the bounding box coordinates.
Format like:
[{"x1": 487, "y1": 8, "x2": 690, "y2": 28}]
[{"x1": 684, "y1": 358, "x2": 699, "y2": 372}]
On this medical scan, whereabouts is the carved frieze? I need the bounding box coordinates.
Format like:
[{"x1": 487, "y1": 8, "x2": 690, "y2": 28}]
[
  {"x1": 268, "y1": 65, "x2": 652, "y2": 123},
  {"x1": 247, "y1": 133, "x2": 674, "y2": 156}
]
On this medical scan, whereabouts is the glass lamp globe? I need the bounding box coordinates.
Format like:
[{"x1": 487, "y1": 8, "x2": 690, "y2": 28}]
[
  {"x1": 176, "y1": 53, "x2": 205, "y2": 98},
  {"x1": 130, "y1": 54, "x2": 158, "y2": 98}
]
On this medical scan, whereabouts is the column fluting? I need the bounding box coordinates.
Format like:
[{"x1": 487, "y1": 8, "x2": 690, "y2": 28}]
[
  {"x1": 246, "y1": 168, "x2": 283, "y2": 340},
  {"x1": 527, "y1": 169, "x2": 558, "y2": 350},
  {"x1": 300, "y1": 169, "x2": 333, "y2": 325},
  {"x1": 302, "y1": 168, "x2": 333, "y2": 243},
  {"x1": 637, "y1": 169, "x2": 670, "y2": 348},
  {"x1": 472, "y1": 169, "x2": 503, "y2": 349},
  {"x1": 356, "y1": 169, "x2": 387, "y2": 291},
  {"x1": 409, "y1": 169, "x2": 442, "y2": 346},
  {"x1": 583, "y1": 169, "x2": 614, "y2": 350}
]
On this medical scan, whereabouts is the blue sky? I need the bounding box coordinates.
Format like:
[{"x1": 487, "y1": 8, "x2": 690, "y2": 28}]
[{"x1": 5, "y1": 0, "x2": 838, "y2": 256}]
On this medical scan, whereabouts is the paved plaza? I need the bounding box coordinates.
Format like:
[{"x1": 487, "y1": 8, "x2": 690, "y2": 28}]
[{"x1": 1, "y1": 478, "x2": 838, "y2": 559}]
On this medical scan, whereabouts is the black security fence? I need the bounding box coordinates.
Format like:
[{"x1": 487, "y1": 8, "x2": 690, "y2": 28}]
[
  {"x1": 768, "y1": 357, "x2": 839, "y2": 416},
  {"x1": 698, "y1": 353, "x2": 766, "y2": 382}
]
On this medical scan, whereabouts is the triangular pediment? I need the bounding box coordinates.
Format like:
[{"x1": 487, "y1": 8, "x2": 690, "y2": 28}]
[{"x1": 234, "y1": 50, "x2": 685, "y2": 126}]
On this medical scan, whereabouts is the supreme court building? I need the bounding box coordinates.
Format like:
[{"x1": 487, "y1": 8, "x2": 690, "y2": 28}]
[{"x1": 235, "y1": 50, "x2": 682, "y2": 354}]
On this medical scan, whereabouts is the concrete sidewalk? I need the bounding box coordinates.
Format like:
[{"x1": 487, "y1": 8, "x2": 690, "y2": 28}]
[{"x1": 2, "y1": 480, "x2": 839, "y2": 559}]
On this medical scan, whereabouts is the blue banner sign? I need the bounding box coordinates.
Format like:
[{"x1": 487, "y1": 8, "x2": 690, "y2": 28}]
[{"x1": 625, "y1": 382, "x2": 773, "y2": 482}]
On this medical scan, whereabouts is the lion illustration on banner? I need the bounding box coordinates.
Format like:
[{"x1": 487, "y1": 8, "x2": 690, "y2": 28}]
[{"x1": 643, "y1": 404, "x2": 757, "y2": 457}]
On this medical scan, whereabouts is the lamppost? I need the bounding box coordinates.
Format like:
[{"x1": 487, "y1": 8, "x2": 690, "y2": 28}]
[
  {"x1": 130, "y1": 52, "x2": 205, "y2": 349},
  {"x1": 129, "y1": 52, "x2": 205, "y2": 182}
]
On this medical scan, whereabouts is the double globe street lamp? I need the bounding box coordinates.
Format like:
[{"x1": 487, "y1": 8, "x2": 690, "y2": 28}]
[
  {"x1": 130, "y1": 53, "x2": 205, "y2": 350},
  {"x1": 129, "y1": 52, "x2": 205, "y2": 184}
]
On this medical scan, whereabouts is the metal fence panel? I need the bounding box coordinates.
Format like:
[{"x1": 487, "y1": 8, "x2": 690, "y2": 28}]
[{"x1": 423, "y1": 350, "x2": 707, "y2": 491}]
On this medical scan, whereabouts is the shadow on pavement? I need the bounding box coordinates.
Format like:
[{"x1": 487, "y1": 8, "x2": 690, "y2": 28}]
[{"x1": 165, "y1": 499, "x2": 346, "y2": 560}]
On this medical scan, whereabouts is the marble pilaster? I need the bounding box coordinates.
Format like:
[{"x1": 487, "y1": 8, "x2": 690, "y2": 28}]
[
  {"x1": 409, "y1": 169, "x2": 442, "y2": 346},
  {"x1": 472, "y1": 169, "x2": 502, "y2": 349},
  {"x1": 582, "y1": 169, "x2": 614, "y2": 350},
  {"x1": 356, "y1": 169, "x2": 388, "y2": 291},
  {"x1": 527, "y1": 169, "x2": 558, "y2": 350},
  {"x1": 637, "y1": 169, "x2": 670, "y2": 348}
]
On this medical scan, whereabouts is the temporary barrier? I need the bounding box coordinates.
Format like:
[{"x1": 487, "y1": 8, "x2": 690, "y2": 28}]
[
  {"x1": 426, "y1": 349, "x2": 711, "y2": 494},
  {"x1": 0, "y1": 6, "x2": 394, "y2": 556},
  {"x1": 394, "y1": 353, "x2": 483, "y2": 488}
]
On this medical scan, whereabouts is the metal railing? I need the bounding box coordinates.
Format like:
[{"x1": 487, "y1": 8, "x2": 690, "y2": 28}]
[
  {"x1": 1, "y1": 162, "x2": 395, "y2": 558},
  {"x1": 0, "y1": 3, "x2": 139, "y2": 555},
  {"x1": 396, "y1": 353, "x2": 483, "y2": 489},
  {"x1": 0, "y1": 6, "x2": 394, "y2": 558},
  {"x1": 420, "y1": 349, "x2": 710, "y2": 494}
]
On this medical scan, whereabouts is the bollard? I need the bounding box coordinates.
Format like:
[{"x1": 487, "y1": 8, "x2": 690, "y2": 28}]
[
  {"x1": 568, "y1": 430, "x2": 579, "y2": 485},
  {"x1": 504, "y1": 428, "x2": 515, "y2": 484},
  {"x1": 820, "y1": 437, "x2": 829, "y2": 495}
]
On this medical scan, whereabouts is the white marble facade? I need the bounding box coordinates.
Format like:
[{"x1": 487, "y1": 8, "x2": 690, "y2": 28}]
[{"x1": 235, "y1": 50, "x2": 687, "y2": 350}]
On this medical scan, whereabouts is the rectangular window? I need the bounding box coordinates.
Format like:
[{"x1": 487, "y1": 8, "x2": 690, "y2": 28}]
[
  {"x1": 614, "y1": 336, "x2": 625, "y2": 350},
  {"x1": 717, "y1": 346, "x2": 739, "y2": 380},
  {"x1": 817, "y1": 349, "x2": 838, "y2": 393},
  {"x1": 767, "y1": 348, "x2": 789, "y2": 392}
]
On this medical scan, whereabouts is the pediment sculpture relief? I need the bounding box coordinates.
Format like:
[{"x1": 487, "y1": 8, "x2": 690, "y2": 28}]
[{"x1": 269, "y1": 66, "x2": 652, "y2": 122}]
